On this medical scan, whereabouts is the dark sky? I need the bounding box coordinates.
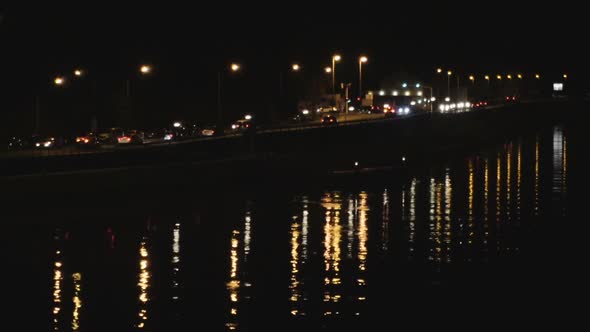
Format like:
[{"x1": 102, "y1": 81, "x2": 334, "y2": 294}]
[{"x1": 0, "y1": 2, "x2": 586, "y2": 135}]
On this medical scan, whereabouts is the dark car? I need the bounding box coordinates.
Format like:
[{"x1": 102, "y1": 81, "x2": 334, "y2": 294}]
[
  {"x1": 33, "y1": 136, "x2": 64, "y2": 149},
  {"x1": 321, "y1": 114, "x2": 338, "y2": 125}
]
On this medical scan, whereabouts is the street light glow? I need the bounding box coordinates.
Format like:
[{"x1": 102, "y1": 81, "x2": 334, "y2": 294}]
[
  {"x1": 447, "y1": 70, "x2": 452, "y2": 76},
  {"x1": 333, "y1": 55, "x2": 341, "y2": 61},
  {"x1": 379, "y1": 90, "x2": 385, "y2": 96},
  {"x1": 140, "y1": 65, "x2": 152, "y2": 74},
  {"x1": 54, "y1": 77, "x2": 65, "y2": 85},
  {"x1": 535, "y1": 74, "x2": 540, "y2": 79},
  {"x1": 563, "y1": 74, "x2": 568, "y2": 79},
  {"x1": 485, "y1": 75, "x2": 490, "y2": 80},
  {"x1": 230, "y1": 63, "x2": 240, "y2": 72},
  {"x1": 517, "y1": 74, "x2": 523, "y2": 79},
  {"x1": 74, "y1": 69, "x2": 83, "y2": 77},
  {"x1": 402, "y1": 83, "x2": 408, "y2": 88},
  {"x1": 292, "y1": 64, "x2": 300, "y2": 71},
  {"x1": 507, "y1": 74, "x2": 512, "y2": 79},
  {"x1": 324, "y1": 67, "x2": 332, "y2": 73},
  {"x1": 415, "y1": 83, "x2": 421, "y2": 88},
  {"x1": 497, "y1": 75, "x2": 502, "y2": 80},
  {"x1": 469, "y1": 75, "x2": 474, "y2": 81},
  {"x1": 437, "y1": 68, "x2": 442, "y2": 73},
  {"x1": 360, "y1": 56, "x2": 368, "y2": 63}
]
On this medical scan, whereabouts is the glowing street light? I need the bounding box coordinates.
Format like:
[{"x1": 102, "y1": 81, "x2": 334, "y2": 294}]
[
  {"x1": 331, "y1": 54, "x2": 341, "y2": 94},
  {"x1": 507, "y1": 74, "x2": 512, "y2": 80},
  {"x1": 563, "y1": 74, "x2": 568, "y2": 79},
  {"x1": 446, "y1": 70, "x2": 452, "y2": 97},
  {"x1": 497, "y1": 75, "x2": 502, "y2": 80},
  {"x1": 230, "y1": 63, "x2": 240, "y2": 72},
  {"x1": 324, "y1": 66, "x2": 332, "y2": 73},
  {"x1": 437, "y1": 68, "x2": 443, "y2": 74},
  {"x1": 140, "y1": 65, "x2": 152, "y2": 74},
  {"x1": 74, "y1": 69, "x2": 84, "y2": 77},
  {"x1": 469, "y1": 75, "x2": 475, "y2": 83},
  {"x1": 54, "y1": 76, "x2": 65, "y2": 86},
  {"x1": 358, "y1": 56, "x2": 368, "y2": 98},
  {"x1": 517, "y1": 74, "x2": 523, "y2": 79},
  {"x1": 535, "y1": 74, "x2": 540, "y2": 79},
  {"x1": 291, "y1": 64, "x2": 300, "y2": 71}
]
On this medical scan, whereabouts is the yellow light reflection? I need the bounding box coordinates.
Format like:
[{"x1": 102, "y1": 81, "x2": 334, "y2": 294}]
[
  {"x1": 506, "y1": 144, "x2": 512, "y2": 222},
  {"x1": 534, "y1": 137, "x2": 540, "y2": 216},
  {"x1": 72, "y1": 273, "x2": 82, "y2": 331},
  {"x1": 517, "y1": 142, "x2": 522, "y2": 221},
  {"x1": 136, "y1": 240, "x2": 150, "y2": 328},
  {"x1": 171, "y1": 223, "x2": 181, "y2": 302},
  {"x1": 321, "y1": 192, "x2": 342, "y2": 314},
  {"x1": 226, "y1": 230, "x2": 240, "y2": 330},
  {"x1": 52, "y1": 252, "x2": 63, "y2": 330}
]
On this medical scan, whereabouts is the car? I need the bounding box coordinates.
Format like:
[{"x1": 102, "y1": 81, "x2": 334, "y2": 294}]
[
  {"x1": 505, "y1": 95, "x2": 519, "y2": 104},
  {"x1": 75, "y1": 132, "x2": 98, "y2": 146},
  {"x1": 117, "y1": 129, "x2": 144, "y2": 144},
  {"x1": 143, "y1": 129, "x2": 174, "y2": 144},
  {"x1": 383, "y1": 104, "x2": 396, "y2": 117},
  {"x1": 96, "y1": 128, "x2": 124, "y2": 145},
  {"x1": 200, "y1": 127, "x2": 216, "y2": 136},
  {"x1": 321, "y1": 114, "x2": 338, "y2": 125},
  {"x1": 231, "y1": 119, "x2": 255, "y2": 132},
  {"x1": 33, "y1": 136, "x2": 63, "y2": 149}
]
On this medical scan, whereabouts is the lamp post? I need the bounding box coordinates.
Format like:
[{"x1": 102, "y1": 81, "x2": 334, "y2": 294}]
[
  {"x1": 331, "y1": 55, "x2": 341, "y2": 94},
  {"x1": 358, "y1": 56, "x2": 368, "y2": 99},
  {"x1": 217, "y1": 63, "x2": 240, "y2": 133},
  {"x1": 447, "y1": 70, "x2": 452, "y2": 98}
]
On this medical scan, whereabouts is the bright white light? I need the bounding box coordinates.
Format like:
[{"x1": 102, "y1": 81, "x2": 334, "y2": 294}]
[
  {"x1": 302, "y1": 109, "x2": 310, "y2": 115},
  {"x1": 431, "y1": 97, "x2": 436, "y2": 101},
  {"x1": 465, "y1": 102, "x2": 471, "y2": 108},
  {"x1": 354, "y1": 161, "x2": 359, "y2": 166},
  {"x1": 383, "y1": 104, "x2": 390, "y2": 109},
  {"x1": 458, "y1": 102, "x2": 465, "y2": 108},
  {"x1": 232, "y1": 124, "x2": 238, "y2": 129},
  {"x1": 418, "y1": 100, "x2": 422, "y2": 104},
  {"x1": 404, "y1": 107, "x2": 410, "y2": 114},
  {"x1": 173, "y1": 122, "x2": 181, "y2": 128},
  {"x1": 439, "y1": 104, "x2": 445, "y2": 111},
  {"x1": 553, "y1": 83, "x2": 564, "y2": 91},
  {"x1": 415, "y1": 83, "x2": 421, "y2": 88},
  {"x1": 43, "y1": 141, "x2": 52, "y2": 147},
  {"x1": 35, "y1": 143, "x2": 40, "y2": 147},
  {"x1": 402, "y1": 83, "x2": 408, "y2": 88},
  {"x1": 402, "y1": 156, "x2": 406, "y2": 161},
  {"x1": 444, "y1": 105, "x2": 450, "y2": 111},
  {"x1": 348, "y1": 106, "x2": 355, "y2": 111},
  {"x1": 404, "y1": 91, "x2": 410, "y2": 96},
  {"x1": 164, "y1": 134, "x2": 173, "y2": 140},
  {"x1": 410, "y1": 101, "x2": 416, "y2": 106},
  {"x1": 244, "y1": 114, "x2": 252, "y2": 120},
  {"x1": 450, "y1": 103, "x2": 456, "y2": 109},
  {"x1": 392, "y1": 90, "x2": 398, "y2": 96},
  {"x1": 379, "y1": 90, "x2": 385, "y2": 96},
  {"x1": 445, "y1": 97, "x2": 450, "y2": 102},
  {"x1": 417, "y1": 91, "x2": 423, "y2": 96}
]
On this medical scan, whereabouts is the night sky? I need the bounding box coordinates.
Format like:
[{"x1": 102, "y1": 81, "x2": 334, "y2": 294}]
[{"x1": 0, "y1": 3, "x2": 585, "y2": 136}]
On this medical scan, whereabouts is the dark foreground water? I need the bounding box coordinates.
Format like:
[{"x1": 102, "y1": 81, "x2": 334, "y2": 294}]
[{"x1": 1, "y1": 124, "x2": 580, "y2": 331}]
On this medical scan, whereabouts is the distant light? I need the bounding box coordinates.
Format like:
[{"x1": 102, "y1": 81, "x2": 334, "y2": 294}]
[
  {"x1": 354, "y1": 161, "x2": 359, "y2": 167},
  {"x1": 436, "y1": 68, "x2": 442, "y2": 73},
  {"x1": 450, "y1": 103, "x2": 456, "y2": 109},
  {"x1": 292, "y1": 64, "x2": 300, "y2": 71},
  {"x1": 324, "y1": 67, "x2": 332, "y2": 73},
  {"x1": 173, "y1": 122, "x2": 181, "y2": 128},
  {"x1": 507, "y1": 74, "x2": 512, "y2": 80},
  {"x1": 439, "y1": 104, "x2": 445, "y2": 111},
  {"x1": 415, "y1": 83, "x2": 421, "y2": 88},
  {"x1": 445, "y1": 97, "x2": 450, "y2": 102},
  {"x1": 232, "y1": 124, "x2": 238, "y2": 129},
  {"x1": 553, "y1": 83, "x2": 563, "y2": 91},
  {"x1": 348, "y1": 106, "x2": 355, "y2": 111},
  {"x1": 485, "y1": 75, "x2": 490, "y2": 80},
  {"x1": 458, "y1": 102, "x2": 465, "y2": 108},
  {"x1": 359, "y1": 56, "x2": 368, "y2": 63},
  {"x1": 244, "y1": 114, "x2": 252, "y2": 120},
  {"x1": 230, "y1": 63, "x2": 240, "y2": 72},
  {"x1": 447, "y1": 70, "x2": 452, "y2": 76},
  {"x1": 431, "y1": 97, "x2": 436, "y2": 101},
  {"x1": 402, "y1": 156, "x2": 406, "y2": 161},
  {"x1": 302, "y1": 109, "x2": 310, "y2": 115},
  {"x1": 497, "y1": 75, "x2": 502, "y2": 80},
  {"x1": 140, "y1": 65, "x2": 152, "y2": 74},
  {"x1": 410, "y1": 101, "x2": 416, "y2": 106},
  {"x1": 417, "y1": 100, "x2": 422, "y2": 104},
  {"x1": 392, "y1": 90, "x2": 398, "y2": 96},
  {"x1": 563, "y1": 74, "x2": 568, "y2": 79},
  {"x1": 74, "y1": 69, "x2": 83, "y2": 77},
  {"x1": 404, "y1": 107, "x2": 410, "y2": 113},
  {"x1": 402, "y1": 83, "x2": 408, "y2": 88},
  {"x1": 469, "y1": 75, "x2": 474, "y2": 81},
  {"x1": 54, "y1": 77, "x2": 65, "y2": 85},
  {"x1": 383, "y1": 104, "x2": 390, "y2": 109},
  {"x1": 517, "y1": 74, "x2": 523, "y2": 79},
  {"x1": 535, "y1": 74, "x2": 540, "y2": 79},
  {"x1": 404, "y1": 91, "x2": 410, "y2": 96},
  {"x1": 379, "y1": 90, "x2": 385, "y2": 96},
  {"x1": 417, "y1": 91, "x2": 423, "y2": 96},
  {"x1": 466, "y1": 102, "x2": 471, "y2": 108},
  {"x1": 333, "y1": 55, "x2": 341, "y2": 61}
]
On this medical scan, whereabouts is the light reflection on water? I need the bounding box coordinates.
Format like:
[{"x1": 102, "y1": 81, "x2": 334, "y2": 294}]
[{"x1": 38, "y1": 126, "x2": 571, "y2": 329}]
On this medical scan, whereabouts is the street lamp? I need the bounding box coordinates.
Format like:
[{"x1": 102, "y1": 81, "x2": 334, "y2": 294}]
[
  {"x1": 497, "y1": 75, "x2": 502, "y2": 80},
  {"x1": 292, "y1": 64, "x2": 300, "y2": 72},
  {"x1": 358, "y1": 56, "x2": 368, "y2": 99},
  {"x1": 535, "y1": 74, "x2": 540, "y2": 79},
  {"x1": 507, "y1": 74, "x2": 512, "y2": 80},
  {"x1": 140, "y1": 65, "x2": 152, "y2": 75},
  {"x1": 54, "y1": 76, "x2": 65, "y2": 86},
  {"x1": 437, "y1": 68, "x2": 443, "y2": 74},
  {"x1": 331, "y1": 54, "x2": 341, "y2": 94},
  {"x1": 447, "y1": 70, "x2": 452, "y2": 97},
  {"x1": 469, "y1": 75, "x2": 475, "y2": 84},
  {"x1": 517, "y1": 74, "x2": 523, "y2": 79},
  {"x1": 563, "y1": 74, "x2": 568, "y2": 79},
  {"x1": 74, "y1": 69, "x2": 84, "y2": 77},
  {"x1": 217, "y1": 63, "x2": 241, "y2": 132}
]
